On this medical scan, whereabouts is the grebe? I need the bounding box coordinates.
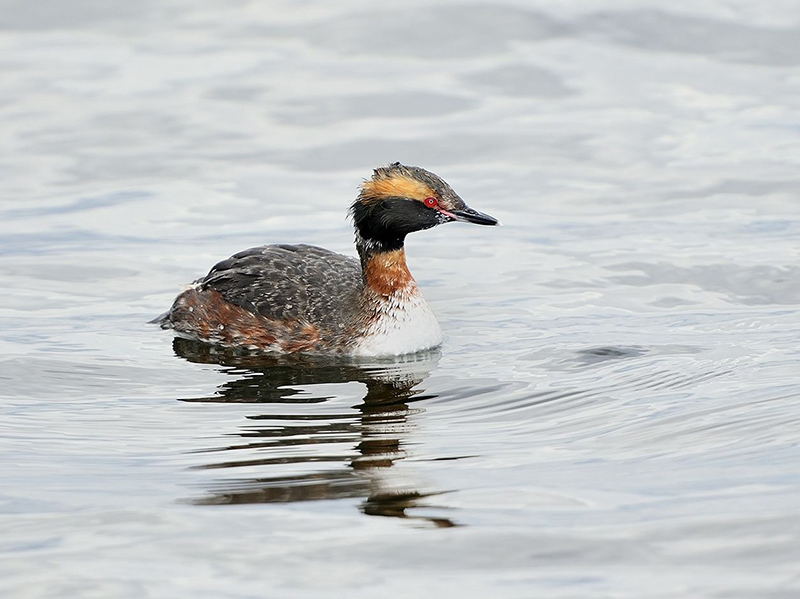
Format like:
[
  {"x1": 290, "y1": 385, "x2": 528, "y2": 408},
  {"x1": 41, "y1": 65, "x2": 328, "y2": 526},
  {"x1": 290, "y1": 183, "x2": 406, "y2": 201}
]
[{"x1": 155, "y1": 163, "x2": 498, "y2": 356}]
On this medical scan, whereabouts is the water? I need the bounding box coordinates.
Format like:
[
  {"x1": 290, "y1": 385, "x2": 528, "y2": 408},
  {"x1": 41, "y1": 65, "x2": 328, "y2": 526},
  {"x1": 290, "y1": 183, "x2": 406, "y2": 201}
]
[{"x1": 2, "y1": 1, "x2": 800, "y2": 597}]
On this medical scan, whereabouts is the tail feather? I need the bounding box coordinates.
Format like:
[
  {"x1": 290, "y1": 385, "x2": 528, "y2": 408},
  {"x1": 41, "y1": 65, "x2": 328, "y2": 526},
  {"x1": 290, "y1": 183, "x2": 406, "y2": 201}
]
[{"x1": 149, "y1": 311, "x2": 173, "y2": 329}]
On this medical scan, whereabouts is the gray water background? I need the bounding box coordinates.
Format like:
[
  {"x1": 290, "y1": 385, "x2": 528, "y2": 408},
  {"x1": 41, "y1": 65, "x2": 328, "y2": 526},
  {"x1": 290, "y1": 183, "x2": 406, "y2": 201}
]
[{"x1": 1, "y1": 1, "x2": 800, "y2": 597}]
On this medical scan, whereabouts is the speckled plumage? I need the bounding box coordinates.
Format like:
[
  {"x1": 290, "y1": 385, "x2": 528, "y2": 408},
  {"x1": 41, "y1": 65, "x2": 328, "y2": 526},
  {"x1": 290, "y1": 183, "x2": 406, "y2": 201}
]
[
  {"x1": 203, "y1": 244, "x2": 362, "y2": 332},
  {"x1": 162, "y1": 244, "x2": 366, "y2": 353}
]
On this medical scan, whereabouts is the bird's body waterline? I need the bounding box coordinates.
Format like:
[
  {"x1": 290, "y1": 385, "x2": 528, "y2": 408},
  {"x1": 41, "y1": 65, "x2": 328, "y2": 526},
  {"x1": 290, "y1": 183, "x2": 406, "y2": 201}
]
[{"x1": 155, "y1": 163, "x2": 499, "y2": 356}]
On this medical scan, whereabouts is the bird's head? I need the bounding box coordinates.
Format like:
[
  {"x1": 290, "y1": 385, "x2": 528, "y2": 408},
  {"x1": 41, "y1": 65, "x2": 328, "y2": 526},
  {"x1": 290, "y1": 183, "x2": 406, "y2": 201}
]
[{"x1": 350, "y1": 162, "x2": 498, "y2": 250}]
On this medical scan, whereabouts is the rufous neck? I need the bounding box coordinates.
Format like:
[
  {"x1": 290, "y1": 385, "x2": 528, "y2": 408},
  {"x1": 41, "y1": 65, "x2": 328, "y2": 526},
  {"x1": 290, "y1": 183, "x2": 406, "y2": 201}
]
[{"x1": 360, "y1": 246, "x2": 415, "y2": 297}]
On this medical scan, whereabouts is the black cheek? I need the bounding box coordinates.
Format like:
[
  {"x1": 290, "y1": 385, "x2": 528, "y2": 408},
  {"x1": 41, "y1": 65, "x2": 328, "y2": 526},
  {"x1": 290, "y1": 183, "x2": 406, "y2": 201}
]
[
  {"x1": 393, "y1": 200, "x2": 440, "y2": 233},
  {"x1": 354, "y1": 198, "x2": 442, "y2": 243}
]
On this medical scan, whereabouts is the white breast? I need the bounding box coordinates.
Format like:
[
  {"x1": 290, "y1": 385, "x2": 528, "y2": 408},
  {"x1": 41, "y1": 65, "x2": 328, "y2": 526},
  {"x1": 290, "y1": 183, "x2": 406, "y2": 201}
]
[{"x1": 353, "y1": 290, "x2": 443, "y2": 357}]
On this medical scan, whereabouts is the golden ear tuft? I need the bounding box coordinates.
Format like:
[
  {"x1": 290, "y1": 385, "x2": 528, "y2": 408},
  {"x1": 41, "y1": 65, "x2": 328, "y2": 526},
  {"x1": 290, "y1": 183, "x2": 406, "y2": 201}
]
[{"x1": 360, "y1": 174, "x2": 435, "y2": 203}]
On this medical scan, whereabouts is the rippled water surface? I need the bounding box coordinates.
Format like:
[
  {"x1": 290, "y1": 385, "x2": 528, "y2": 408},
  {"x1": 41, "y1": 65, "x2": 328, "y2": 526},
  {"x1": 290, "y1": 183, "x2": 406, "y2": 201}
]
[{"x1": 2, "y1": 1, "x2": 800, "y2": 597}]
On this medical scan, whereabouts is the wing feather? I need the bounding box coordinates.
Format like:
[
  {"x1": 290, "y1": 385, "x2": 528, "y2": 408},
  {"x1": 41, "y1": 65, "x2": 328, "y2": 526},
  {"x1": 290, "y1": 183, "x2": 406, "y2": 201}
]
[{"x1": 198, "y1": 244, "x2": 363, "y2": 332}]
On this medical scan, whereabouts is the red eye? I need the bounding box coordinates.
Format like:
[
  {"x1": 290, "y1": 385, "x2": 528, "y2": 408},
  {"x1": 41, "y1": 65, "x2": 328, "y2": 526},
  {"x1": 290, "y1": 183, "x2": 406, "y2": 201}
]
[{"x1": 423, "y1": 197, "x2": 438, "y2": 208}]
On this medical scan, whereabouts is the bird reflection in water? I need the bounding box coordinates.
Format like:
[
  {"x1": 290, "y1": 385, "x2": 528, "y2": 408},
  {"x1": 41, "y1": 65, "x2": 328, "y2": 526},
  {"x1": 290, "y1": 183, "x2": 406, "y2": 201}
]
[{"x1": 173, "y1": 338, "x2": 458, "y2": 528}]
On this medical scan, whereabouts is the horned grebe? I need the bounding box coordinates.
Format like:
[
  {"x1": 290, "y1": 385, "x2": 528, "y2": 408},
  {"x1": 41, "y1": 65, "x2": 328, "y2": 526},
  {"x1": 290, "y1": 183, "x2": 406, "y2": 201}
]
[{"x1": 155, "y1": 163, "x2": 498, "y2": 356}]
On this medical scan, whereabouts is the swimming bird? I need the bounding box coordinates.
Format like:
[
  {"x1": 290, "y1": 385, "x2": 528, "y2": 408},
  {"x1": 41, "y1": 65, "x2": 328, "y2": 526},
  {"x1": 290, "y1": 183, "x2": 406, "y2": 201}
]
[{"x1": 155, "y1": 163, "x2": 499, "y2": 356}]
